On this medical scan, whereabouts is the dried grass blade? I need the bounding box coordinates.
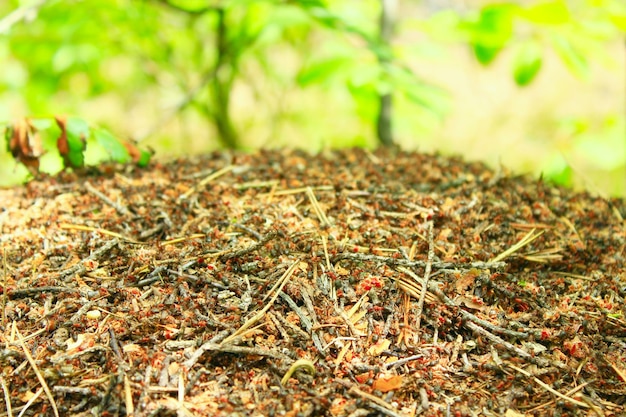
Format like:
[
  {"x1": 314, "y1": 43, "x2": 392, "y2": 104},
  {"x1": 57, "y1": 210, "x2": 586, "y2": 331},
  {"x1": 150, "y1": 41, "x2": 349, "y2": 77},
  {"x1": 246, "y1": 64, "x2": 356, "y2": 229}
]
[
  {"x1": 490, "y1": 228, "x2": 544, "y2": 263},
  {"x1": 60, "y1": 223, "x2": 141, "y2": 244},
  {"x1": 124, "y1": 374, "x2": 134, "y2": 415},
  {"x1": 17, "y1": 386, "x2": 42, "y2": 417},
  {"x1": 178, "y1": 165, "x2": 235, "y2": 201},
  {"x1": 2, "y1": 246, "x2": 7, "y2": 328},
  {"x1": 522, "y1": 246, "x2": 563, "y2": 263},
  {"x1": 222, "y1": 259, "x2": 301, "y2": 345},
  {"x1": 508, "y1": 364, "x2": 589, "y2": 408},
  {"x1": 13, "y1": 323, "x2": 59, "y2": 417},
  {"x1": 306, "y1": 186, "x2": 331, "y2": 227},
  {"x1": 0, "y1": 375, "x2": 12, "y2": 417}
]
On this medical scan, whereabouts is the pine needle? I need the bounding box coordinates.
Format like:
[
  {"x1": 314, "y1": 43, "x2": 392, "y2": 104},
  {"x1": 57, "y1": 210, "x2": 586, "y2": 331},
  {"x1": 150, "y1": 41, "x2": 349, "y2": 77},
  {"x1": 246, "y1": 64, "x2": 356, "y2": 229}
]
[
  {"x1": 490, "y1": 228, "x2": 544, "y2": 263},
  {"x1": 222, "y1": 259, "x2": 301, "y2": 345},
  {"x1": 13, "y1": 322, "x2": 59, "y2": 417}
]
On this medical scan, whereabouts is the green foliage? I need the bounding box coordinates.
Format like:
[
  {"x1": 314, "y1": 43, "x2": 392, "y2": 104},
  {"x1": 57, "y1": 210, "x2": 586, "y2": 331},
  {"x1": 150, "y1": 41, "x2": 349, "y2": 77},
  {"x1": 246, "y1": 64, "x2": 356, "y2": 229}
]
[
  {"x1": 2, "y1": 116, "x2": 151, "y2": 178},
  {"x1": 0, "y1": 0, "x2": 624, "y2": 193}
]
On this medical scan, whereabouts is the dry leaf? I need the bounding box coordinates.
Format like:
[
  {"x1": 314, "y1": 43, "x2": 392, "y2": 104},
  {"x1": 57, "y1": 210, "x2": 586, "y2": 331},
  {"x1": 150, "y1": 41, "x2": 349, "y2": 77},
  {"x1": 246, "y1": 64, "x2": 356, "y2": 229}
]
[
  {"x1": 372, "y1": 374, "x2": 402, "y2": 392},
  {"x1": 367, "y1": 338, "x2": 391, "y2": 356},
  {"x1": 7, "y1": 118, "x2": 44, "y2": 173}
]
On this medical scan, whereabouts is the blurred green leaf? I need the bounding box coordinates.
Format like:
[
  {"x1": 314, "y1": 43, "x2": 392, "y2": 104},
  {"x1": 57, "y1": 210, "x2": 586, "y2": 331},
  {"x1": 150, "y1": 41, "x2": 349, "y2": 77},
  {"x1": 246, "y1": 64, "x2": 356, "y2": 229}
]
[
  {"x1": 29, "y1": 118, "x2": 54, "y2": 130},
  {"x1": 610, "y1": 14, "x2": 626, "y2": 30},
  {"x1": 297, "y1": 56, "x2": 354, "y2": 86},
  {"x1": 550, "y1": 34, "x2": 589, "y2": 78},
  {"x1": 473, "y1": 44, "x2": 502, "y2": 65},
  {"x1": 92, "y1": 127, "x2": 131, "y2": 163},
  {"x1": 519, "y1": 0, "x2": 571, "y2": 25},
  {"x1": 63, "y1": 117, "x2": 89, "y2": 168},
  {"x1": 66, "y1": 117, "x2": 90, "y2": 140},
  {"x1": 136, "y1": 149, "x2": 152, "y2": 167},
  {"x1": 545, "y1": 156, "x2": 573, "y2": 187},
  {"x1": 463, "y1": 4, "x2": 518, "y2": 65},
  {"x1": 513, "y1": 42, "x2": 543, "y2": 86}
]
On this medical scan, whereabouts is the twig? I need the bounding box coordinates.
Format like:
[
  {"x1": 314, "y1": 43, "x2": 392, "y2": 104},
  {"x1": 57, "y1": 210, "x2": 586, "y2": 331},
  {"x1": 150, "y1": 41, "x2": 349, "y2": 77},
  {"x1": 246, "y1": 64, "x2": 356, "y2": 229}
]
[
  {"x1": 280, "y1": 359, "x2": 315, "y2": 386},
  {"x1": 85, "y1": 181, "x2": 130, "y2": 216},
  {"x1": 58, "y1": 238, "x2": 119, "y2": 280},
  {"x1": 188, "y1": 342, "x2": 289, "y2": 362},
  {"x1": 231, "y1": 223, "x2": 263, "y2": 240},
  {"x1": 260, "y1": 185, "x2": 334, "y2": 197},
  {"x1": 383, "y1": 354, "x2": 424, "y2": 370},
  {"x1": 1, "y1": 246, "x2": 7, "y2": 328},
  {"x1": 183, "y1": 330, "x2": 230, "y2": 369},
  {"x1": 124, "y1": 374, "x2": 134, "y2": 415},
  {"x1": 279, "y1": 291, "x2": 325, "y2": 352},
  {"x1": 14, "y1": 323, "x2": 59, "y2": 417},
  {"x1": 219, "y1": 230, "x2": 279, "y2": 261},
  {"x1": 414, "y1": 221, "x2": 434, "y2": 337},
  {"x1": 7, "y1": 286, "x2": 78, "y2": 299}
]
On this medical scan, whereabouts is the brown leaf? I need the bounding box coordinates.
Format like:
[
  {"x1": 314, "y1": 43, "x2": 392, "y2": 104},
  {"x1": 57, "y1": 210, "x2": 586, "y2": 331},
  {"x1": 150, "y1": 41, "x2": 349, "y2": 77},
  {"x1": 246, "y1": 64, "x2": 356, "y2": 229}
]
[
  {"x1": 371, "y1": 374, "x2": 402, "y2": 393},
  {"x1": 123, "y1": 140, "x2": 143, "y2": 163},
  {"x1": 55, "y1": 116, "x2": 69, "y2": 156},
  {"x1": 6, "y1": 118, "x2": 44, "y2": 173}
]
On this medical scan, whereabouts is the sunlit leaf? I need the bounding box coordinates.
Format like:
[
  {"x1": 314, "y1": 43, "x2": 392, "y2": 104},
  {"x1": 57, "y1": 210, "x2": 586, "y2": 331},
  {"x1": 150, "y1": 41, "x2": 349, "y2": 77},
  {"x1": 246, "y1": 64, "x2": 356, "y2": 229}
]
[
  {"x1": 610, "y1": 14, "x2": 626, "y2": 31},
  {"x1": 519, "y1": 0, "x2": 570, "y2": 25},
  {"x1": 297, "y1": 56, "x2": 354, "y2": 86},
  {"x1": 473, "y1": 44, "x2": 502, "y2": 65},
  {"x1": 550, "y1": 34, "x2": 589, "y2": 78},
  {"x1": 92, "y1": 128, "x2": 131, "y2": 163},
  {"x1": 56, "y1": 116, "x2": 87, "y2": 169},
  {"x1": 463, "y1": 4, "x2": 517, "y2": 65},
  {"x1": 513, "y1": 42, "x2": 543, "y2": 86}
]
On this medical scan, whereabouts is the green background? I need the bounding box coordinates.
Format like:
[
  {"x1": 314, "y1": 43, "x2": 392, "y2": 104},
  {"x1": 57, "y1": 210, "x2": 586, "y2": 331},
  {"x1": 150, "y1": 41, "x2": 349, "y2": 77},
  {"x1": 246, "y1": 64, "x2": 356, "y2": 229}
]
[{"x1": 1, "y1": 0, "x2": 625, "y2": 196}]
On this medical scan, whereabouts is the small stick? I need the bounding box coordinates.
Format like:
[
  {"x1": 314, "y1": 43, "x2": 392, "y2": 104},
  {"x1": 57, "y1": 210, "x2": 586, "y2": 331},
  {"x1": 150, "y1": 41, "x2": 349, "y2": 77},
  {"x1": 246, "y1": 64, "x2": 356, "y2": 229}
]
[
  {"x1": 414, "y1": 221, "x2": 434, "y2": 338},
  {"x1": 383, "y1": 354, "x2": 424, "y2": 370},
  {"x1": 183, "y1": 330, "x2": 230, "y2": 369},
  {"x1": 279, "y1": 292, "x2": 325, "y2": 352},
  {"x1": 85, "y1": 181, "x2": 130, "y2": 216},
  {"x1": 8, "y1": 286, "x2": 78, "y2": 299},
  {"x1": 58, "y1": 238, "x2": 120, "y2": 280},
  {"x1": 220, "y1": 230, "x2": 279, "y2": 261}
]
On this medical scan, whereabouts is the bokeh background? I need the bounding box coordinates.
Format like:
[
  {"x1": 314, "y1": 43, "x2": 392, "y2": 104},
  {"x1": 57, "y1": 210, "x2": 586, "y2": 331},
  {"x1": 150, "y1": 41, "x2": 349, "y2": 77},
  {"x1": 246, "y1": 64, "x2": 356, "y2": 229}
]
[{"x1": 1, "y1": 0, "x2": 625, "y2": 196}]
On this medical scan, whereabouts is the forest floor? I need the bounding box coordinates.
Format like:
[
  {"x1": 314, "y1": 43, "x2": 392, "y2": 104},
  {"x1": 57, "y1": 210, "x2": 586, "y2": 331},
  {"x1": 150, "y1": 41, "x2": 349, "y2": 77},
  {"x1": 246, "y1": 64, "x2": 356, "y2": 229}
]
[{"x1": 1, "y1": 148, "x2": 625, "y2": 417}]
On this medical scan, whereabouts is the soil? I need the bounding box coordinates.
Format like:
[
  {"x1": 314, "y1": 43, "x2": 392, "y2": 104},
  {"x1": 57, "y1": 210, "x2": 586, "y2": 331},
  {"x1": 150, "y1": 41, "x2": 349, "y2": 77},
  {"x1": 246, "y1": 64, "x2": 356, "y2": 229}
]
[{"x1": 1, "y1": 148, "x2": 624, "y2": 417}]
